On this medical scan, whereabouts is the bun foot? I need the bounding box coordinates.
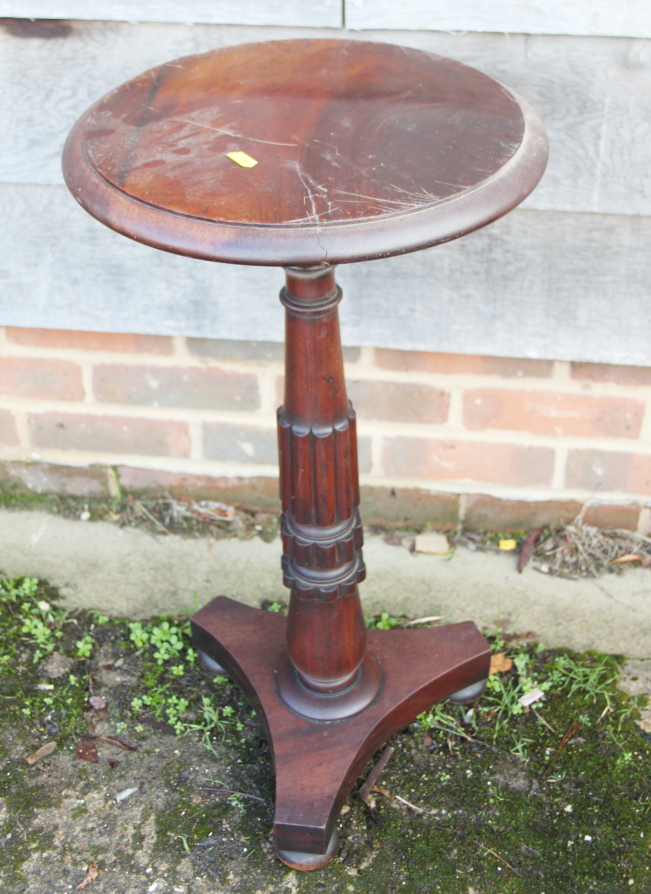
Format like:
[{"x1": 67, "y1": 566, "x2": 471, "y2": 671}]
[{"x1": 276, "y1": 830, "x2": 339, "y2": 871}]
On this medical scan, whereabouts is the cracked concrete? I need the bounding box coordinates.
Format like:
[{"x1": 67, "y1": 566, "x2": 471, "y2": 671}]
[{"x1": 0, "y1": 508, "x2": 649, "y2": 658}]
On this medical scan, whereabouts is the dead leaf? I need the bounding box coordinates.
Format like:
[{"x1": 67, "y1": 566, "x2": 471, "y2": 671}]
[
  {"x1": 76, "y1": 863, "x2": 98, "y2": 889},
  {"x1": 25, "y1": 741, "x2": 56, "y2": 765},
  {"x1": 108, "y1": 759, "x2": 120, "y2": 769},
  {"x1": 611, "y1": 554, "x2": 646, "y2": 565},
  {"x1": 190, "y1": 500, "x2": 235, "y2": 521},
  {"x1": 77, "y1": 739, "x2": 99, "y2": 763},
  {"x1": 98, "y1": 734, "x2": 137, "y2": 752},
  {"x1": 489, "y1": 653, "x2": 514, "y2": 674},
  {"x1": 138, "y1": 715, "x2": 176, "y2": 735},
  {"x1": 88, "y1": 696, "x2": 106, "y2": 711},
  {"x1": 518, "y1": 529, "x2": 540, "y2": 573},
  {"x1": 86, "y1": 734, "x2": 137, "y2": 752}
]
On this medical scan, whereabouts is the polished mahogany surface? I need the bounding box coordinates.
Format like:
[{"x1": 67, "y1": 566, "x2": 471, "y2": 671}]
[{"x1": 63, "y1": 39, "x2": 548, "y2": 266}]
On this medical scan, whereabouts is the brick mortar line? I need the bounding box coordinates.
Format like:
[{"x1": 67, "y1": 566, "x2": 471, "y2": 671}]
[
  {"x1": 0, "y1": 399, "x2": 276, "y2": 425},
  {"x1": 3, "y1": 396, "x2": 651, "y2": 454},
  {"x1": 79, "y1": 361, "x2": 94, "y2": 404},
  {"x1": 2, "y1": 444, "x2": 648, "y2": 507},
  {"x1": 360, "y1": 425, "x2": 651, "y2": 453},
  {"x1": 552, "y1": 446, "x2": 568, "y2": 490},
  {"x1": 552, "y1": 360, "x2": 572, "y2": 381},
  {"x1": 446, "y1": 386, "x2": 464, "y2": 428},
  {"x1": 637, "y1": 508, "x2": 651, "y2": 535},
  {"x1": 4, "y1": 338, "x2": 651, "y2": 398},
  {"x1": 357, "y1": 475, "x2": 651, "y2": 505},
  {"x1": 188, "y1": 419, "x2": 203, "y2": 464},
  {"x1": 257, "y1": 368, "x2": 280, "y2": 417},
  {"x1": 12, "y1": 409, "x2": 30, "y2": 450},
  {"x1": 0, "y1": 339, "x2": 285, "y2": 372},
  {"x1": 172, "y1": 335, "x2": 188, "y2": 359},
  {"x1": 351, "y1": 369, "x2": 651, "y2": 397},
  {"x1": 354, "y1": 346, "x2": 376, "y2": 372},
  {"x1": 245, "y1": 363, "x2": 651, "y2": 397},
  {"x1": 638, "y1": 403, "x2": 651, "y2": 442},
  {"x1": 368, "y1": 431, "x2": 383, "y2": 477},
  {"x1": 4, "y1": 448, "x2": 281, "y2": 479}
]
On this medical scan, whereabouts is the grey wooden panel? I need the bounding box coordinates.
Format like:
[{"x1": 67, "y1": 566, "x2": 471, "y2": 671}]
[
  {"x1": 2, "y1": 22, "x2": 651, "y2": 217},
  {"x1": 346, "y1": 0, "x2": 651, "y2": 39},
  {"x1": 2, "y1": 184, "x2": 650, "y2": 367},
  {"x1": 0, "y1": 1, "x2": 341, "y2": 27}
]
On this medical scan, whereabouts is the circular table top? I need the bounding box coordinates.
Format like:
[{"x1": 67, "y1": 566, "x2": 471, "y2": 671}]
[{"x1": 63, "y1": 39, "x2": 548, "y2": 267}]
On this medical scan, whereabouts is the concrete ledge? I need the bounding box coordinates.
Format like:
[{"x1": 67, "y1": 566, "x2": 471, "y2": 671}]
[{"x1": 0, "y1": 508, "x2": 648, "y2": 658}]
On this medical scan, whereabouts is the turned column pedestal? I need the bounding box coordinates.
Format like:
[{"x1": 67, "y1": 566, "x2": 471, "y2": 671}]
[
  {"x1": 276, "y1": 265, "x2": 378, "y2": 720},
  {"x1": 191, "y1": 263, "x2": 493, "y2": 867},
  {"x1": 62, "y1": 37, "x2": 548, "y2": 871}
]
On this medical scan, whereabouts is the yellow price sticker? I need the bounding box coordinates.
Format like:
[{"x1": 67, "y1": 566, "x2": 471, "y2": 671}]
[{"x1": 226, "y1": 151, "x2": 258, "y2": 168}]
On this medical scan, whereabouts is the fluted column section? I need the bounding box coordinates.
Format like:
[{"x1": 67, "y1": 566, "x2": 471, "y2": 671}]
[{"x1": 278, "y1": 265, "x2": 367, "y2": 690}]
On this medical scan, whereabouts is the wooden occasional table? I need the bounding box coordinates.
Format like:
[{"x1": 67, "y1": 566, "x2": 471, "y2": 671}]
[{"x1": 63, "y1": 39, "x2": 548, "y2": 871}]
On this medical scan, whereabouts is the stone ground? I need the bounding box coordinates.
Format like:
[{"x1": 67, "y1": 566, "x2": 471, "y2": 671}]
[{"x1": 0, "y1": 506, "x2": 650, "y2": 893}]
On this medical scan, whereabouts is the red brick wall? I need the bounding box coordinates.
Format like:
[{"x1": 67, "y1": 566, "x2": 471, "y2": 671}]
[{"x1": 1, "y1": 326, "x2": 649, "y2": 531}]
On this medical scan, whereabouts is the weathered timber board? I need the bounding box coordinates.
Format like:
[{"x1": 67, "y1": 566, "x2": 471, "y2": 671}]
[
  {"x1": 0, "y1": 1, "x2": 341, "y2": 27},
  {"x1": 2, "y1": 184, "x2": 650, "y2": 366},
  {"x1": 346, "y1": 0, "x2": 651, "y2": 39},
  {"x1": 1, "y1": 22, "x2": 651, "y2": 217}
]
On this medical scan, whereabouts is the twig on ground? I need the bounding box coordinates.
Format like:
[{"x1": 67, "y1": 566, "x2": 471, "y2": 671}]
[
  {"x1": 393, "y1": 795, "x2": 425, "y2": 813},
  {"x1": 532, "y1": 707, "x2": 556, "y2": 733},
  {"x1": 542, "y1": 719, "x2": 581, "y2": 780},
  {"x1": 358, "y1": 746, "x2": 395, "y2": 803},
  {"x1": 201, "y1": 785, "x2": 265, "y2": 803},
  {"x1": 401, "y1": 616, "x2": 444, "y2": 627},
  {"x1": 134, "y1": 500, "x2": 170, "y2": 535},
  {"x1": 473, "y1": 840, "x2": 523, "y2": 877}
]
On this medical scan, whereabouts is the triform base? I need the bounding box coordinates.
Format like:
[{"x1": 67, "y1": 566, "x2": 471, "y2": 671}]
[{"x1": 191, "y1": 596, "x2": 490, "y2": 869}]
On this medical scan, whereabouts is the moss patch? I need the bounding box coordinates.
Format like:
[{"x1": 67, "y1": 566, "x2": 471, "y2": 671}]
[{"x1": 0, "y1": 578, "x2": 649, "y2": 892}]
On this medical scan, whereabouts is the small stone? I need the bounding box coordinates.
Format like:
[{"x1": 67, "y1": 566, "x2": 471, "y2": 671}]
[
  {"x1": 413, "y1": 533, "x2": 449, "y2": 555},
  {"x1": 43, "y1": 651, "x2": 73, "y2": 679},
  {"x1": 89, "y1": 695, "x2": 106, "y2": 711},
  {"x1": 518, "y1": 687, "x2": 545, "y2": 708}
]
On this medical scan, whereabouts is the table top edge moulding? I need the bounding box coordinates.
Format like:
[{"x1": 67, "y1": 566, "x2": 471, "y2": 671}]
[
  {"x1": 62, "y1": 37, "x2": 549, "y2": 871},
  {"x1": 62, "y1": 39, "x2": 548, "y2": 267}
]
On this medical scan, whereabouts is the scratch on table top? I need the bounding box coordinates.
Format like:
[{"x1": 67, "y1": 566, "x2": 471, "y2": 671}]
[{"x1": 171, "y1": 116, "x2": 298, "y2": 148}]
